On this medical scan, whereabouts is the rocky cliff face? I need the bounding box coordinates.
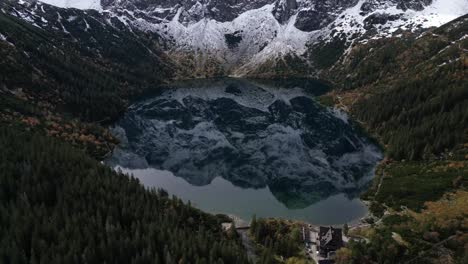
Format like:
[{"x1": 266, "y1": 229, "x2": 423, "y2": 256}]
[
  {"x1": 103, "y1": 0, "x2": 275, "y2": 23},
  {"x1": 97, "y1": 0, "x2": 465, "y2": 77},
  {"x1": 18, "y1": 0, "x2": 468, "y2": 78},
  {"x1": 100, "y1": 0, "x2": 438, "y2": 29}
]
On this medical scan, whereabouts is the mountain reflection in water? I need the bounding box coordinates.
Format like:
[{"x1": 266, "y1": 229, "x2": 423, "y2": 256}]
[{"x1": 108, "y1": 78, "x2": 382, "y2": 224}]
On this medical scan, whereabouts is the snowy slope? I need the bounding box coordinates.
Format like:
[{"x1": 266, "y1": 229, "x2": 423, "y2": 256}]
[
  {"x1": 129, "y1": 3, "x2": 315, "y2": 76},
  {"x1": 24, "y1": 0, "x2": 468, "y2": 77},
  {"x1": 39, "y1": 0, "x2": 102, "y2": 10},
  {"x1": 120, "y1": 0, "x2": 468, "y2": 76},
  {"x1": 326, "y1": 0, "x2": 468, "y2": 40},
  {"x1": 409, "y1": 0, "x2": 468, "y2": 28}
]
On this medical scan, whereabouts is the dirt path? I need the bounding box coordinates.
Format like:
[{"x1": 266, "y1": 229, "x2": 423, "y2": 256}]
[
  {"x1": 375, "y1": 170, "x2": 386, "y2": 197},
  {"x1": 405, "y1": 234, "x2": 458, "y2": 264}
]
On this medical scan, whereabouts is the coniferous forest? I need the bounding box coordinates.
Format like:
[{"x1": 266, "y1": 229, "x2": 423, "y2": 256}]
[
  {"x1": 327, "y1": 14, "x2": 468, "y2": 161},
  {"x1": 0, "y1": 124, "x2": 249, "y2": 264},
  {"x1": 0, "y1": 1, "x2": 467, "y2": 263},
  {"x1": 0, "y1": 3, "x2": 249, "y2": 263},
  {"x1": 249, "y1": 217, "x2": 304, "y2": 263},
  {"x1": 324, "y1": 14, "x2": 468, "y2": 264}
]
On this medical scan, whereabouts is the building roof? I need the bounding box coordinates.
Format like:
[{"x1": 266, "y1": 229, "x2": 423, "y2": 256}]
[{"x1": 319, "y1": 226, "x2": 343, "y2": 248}]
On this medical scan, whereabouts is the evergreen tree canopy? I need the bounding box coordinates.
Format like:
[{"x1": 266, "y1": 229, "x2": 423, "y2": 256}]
[{"x1": 0, "y1": 125, "x2": 249, "y2": 264}]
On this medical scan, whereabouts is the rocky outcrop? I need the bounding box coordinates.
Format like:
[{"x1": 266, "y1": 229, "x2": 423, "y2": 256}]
[
  {"x1": 272, "y1": 0, "x2": 298, "y2": 24},
  {"x1": 363, "y1": 12, "x2": 402, "y2": 30},
  {"x1": 294, "y1": 0, "x2": 360, "y2": 32},
  {"x1": 396, "y1": 0, "x2": 432, "y2": 11},
  {"x1": 360, "y1": 0, "x2": 433, "y2": 14},
  {"x1": 102, "y1": 0, "x2": 276, "y2": 24}
]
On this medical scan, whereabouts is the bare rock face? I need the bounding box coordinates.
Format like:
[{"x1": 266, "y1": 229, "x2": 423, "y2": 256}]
[
  {"x1": 102, "y1": 0, "x2": 276, "y2": 24},
  {"x1": 294, "y1": 9, "x2": 324, "y2": 31},
  {"x1": 32, "y1": 0, "x2": 461, "y2": 78},
  {"x1": 102, "y1": 0, "x2": 363, "y2": 26},
  {"x1": 360, "y1": 0, "x2": 432, "y2": 15},
  {"x1": 272, "y1": 0, "x2": 298, "y2": 24},
  {"x1": 295, "y1": 0, "x2": 360, "y2": 32},
  {"x1": 364, "y1": 12, "x2": 402, "y2": 30},
  {"x1": 179, "y1": 0, "x2": 275, "y2": 23},
  {"x1": 396, "y1": 0, "x2": 432, "y2": 11},
  {"x1": 102, "y1": 0, "x2": 436, "y2": 30}
]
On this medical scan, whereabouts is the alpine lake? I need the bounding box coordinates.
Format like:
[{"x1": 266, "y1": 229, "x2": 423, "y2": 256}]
[{"x1": 107, "y1": 78, "x2": 383, "y2": 225}]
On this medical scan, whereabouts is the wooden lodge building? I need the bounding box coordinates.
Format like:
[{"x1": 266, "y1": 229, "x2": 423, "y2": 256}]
[{"x1": 318, "y1": 226, "x2": 343, "y2": 258}]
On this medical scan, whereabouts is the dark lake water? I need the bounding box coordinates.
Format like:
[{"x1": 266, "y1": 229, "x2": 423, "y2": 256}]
[{"x1": 108, "y1": 78, "x2": 382, "y2": 225}]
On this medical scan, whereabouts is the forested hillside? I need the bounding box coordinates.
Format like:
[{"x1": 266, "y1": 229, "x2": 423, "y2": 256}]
[
  {"x1": 327, "y1": 14, "x2": 468, "y2": 161},
  {"x1": 249, "y1": 218, "x2": 305, "y2": 264},
  {"x1": 0, "y1": 3, "x2": 248, "y2": 263},
  {"x1": 0, "y1": 124, "x2": 249, "y2": 264},
  {"x1": 0, "y1": 1, "x2": 467, "y2": 263},
  {"x1": 0, "y1": 0, "x2": 177, "y2": 158},
  {"x1": 0, "y1": 0, "x2": 174, "y2": 122},
  {"x1": 325, "y1": 15, "x2": 468, "y2": 210},
  {"x1": 325, "y1": 15, "x2": 468, "y2": 264},
  {"x1": 0, "y1": 1, "x2": 252, "y2": 264}
]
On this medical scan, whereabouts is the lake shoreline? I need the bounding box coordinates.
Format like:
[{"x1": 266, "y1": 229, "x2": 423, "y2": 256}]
[
  {"x1": 114, "y1": 166, "x2": 371, "y2": 227},
  {"x1": 109, "y1": 78, "x2": 382, "y2": 227}
]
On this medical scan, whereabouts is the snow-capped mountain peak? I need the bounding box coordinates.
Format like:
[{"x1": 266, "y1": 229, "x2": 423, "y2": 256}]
[{"x1": 32, "y1": 0, "x2": 468, "y2": 77}]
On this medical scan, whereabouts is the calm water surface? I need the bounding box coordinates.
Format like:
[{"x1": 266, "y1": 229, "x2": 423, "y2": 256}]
[{"x1": 108, "y1": 78, "x2": 382, "y2": 225}]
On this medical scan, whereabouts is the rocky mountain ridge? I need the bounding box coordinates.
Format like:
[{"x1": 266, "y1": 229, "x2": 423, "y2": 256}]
[{"x1": 7, "y1": 0, "x2": 468, "y2": 78}]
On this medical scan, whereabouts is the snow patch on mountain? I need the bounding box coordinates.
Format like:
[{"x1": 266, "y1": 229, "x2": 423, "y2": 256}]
[
  {"x1": 233, "y1": 12, "x2": 316, "y2": 76},
  {"x1": 327, "y1": 0, "x2": 468, "y2": 41},
  {"x1": 122, "y1": 0, "x2": 467, "y2": 76},
  {"x1": 39, "y1": 0, "x2": 102, "y2": 10},
  {"x1": 133, "y1": 4, "x2": 314, "y2": 75},
  {"x1": 16, "y1": 0, "x2": 468, "y2": 77},
  {"x1": 411, "y1": 0, "x2": 468, "y2": 28}
]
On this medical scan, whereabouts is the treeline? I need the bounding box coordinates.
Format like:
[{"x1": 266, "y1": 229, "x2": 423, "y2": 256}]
[
  {"x1": 250, "y1": 217, "x2": 303, "y2": 263},
  {"x1": 0, "y1": 124, "x2": 249, "y2": 264}
]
